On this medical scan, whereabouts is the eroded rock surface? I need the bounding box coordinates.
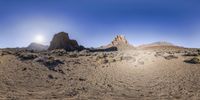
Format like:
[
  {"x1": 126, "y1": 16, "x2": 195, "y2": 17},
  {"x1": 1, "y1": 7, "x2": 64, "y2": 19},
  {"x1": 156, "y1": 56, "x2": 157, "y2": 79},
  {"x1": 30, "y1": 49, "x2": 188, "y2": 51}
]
[{"x1": 48, "y1": 32, "x2": 80, "y2": 51}]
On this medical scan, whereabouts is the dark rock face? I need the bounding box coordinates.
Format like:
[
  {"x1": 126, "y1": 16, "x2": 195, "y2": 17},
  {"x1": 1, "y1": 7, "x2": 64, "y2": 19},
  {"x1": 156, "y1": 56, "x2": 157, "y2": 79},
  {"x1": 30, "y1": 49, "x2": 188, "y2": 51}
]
[
  {"x1": 48, "y1": 32, "x2": 80, "y2": 51},
  {"x1": 27, "y1": 43, "x2": 48, "y2": 51}
]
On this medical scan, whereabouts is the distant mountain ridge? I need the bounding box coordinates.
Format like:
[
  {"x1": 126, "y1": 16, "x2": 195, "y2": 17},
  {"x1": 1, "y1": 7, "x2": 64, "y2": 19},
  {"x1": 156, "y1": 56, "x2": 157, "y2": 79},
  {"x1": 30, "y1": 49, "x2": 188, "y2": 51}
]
[
  {"x1": 27, "y1": 43, "x2": 48, "y2": 51},
  {"x1": 138, "y1": 41, "x2": 175, "y2": 48}
]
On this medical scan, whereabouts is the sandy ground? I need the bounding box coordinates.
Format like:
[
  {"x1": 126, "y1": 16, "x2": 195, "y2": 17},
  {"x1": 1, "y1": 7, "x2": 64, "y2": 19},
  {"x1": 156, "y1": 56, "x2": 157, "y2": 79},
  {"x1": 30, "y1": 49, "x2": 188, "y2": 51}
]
[{"x1": 0, "y1": 48, "x2": 200, "y2": 100}]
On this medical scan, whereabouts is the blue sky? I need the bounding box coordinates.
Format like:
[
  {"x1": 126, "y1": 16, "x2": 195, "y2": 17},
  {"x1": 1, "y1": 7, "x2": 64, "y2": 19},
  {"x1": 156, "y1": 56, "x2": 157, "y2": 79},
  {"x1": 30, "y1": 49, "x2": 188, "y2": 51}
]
[{"x1": 0, "y1": 0, "x2": 200, "y2": 48}]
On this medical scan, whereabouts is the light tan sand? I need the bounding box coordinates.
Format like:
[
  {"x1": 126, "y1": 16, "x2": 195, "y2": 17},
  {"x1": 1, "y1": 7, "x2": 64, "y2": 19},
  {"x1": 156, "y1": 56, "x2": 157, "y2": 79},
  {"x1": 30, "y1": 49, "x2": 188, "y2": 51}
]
[{"x1": 0, "y1": 48, "x2": 200, "y2": 100}]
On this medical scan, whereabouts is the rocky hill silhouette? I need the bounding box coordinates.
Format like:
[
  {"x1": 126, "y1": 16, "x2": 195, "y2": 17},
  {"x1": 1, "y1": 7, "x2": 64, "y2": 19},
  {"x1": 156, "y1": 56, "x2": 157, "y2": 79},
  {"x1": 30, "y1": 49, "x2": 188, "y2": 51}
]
[
  {"x1": 27, "y1": 42, "x2": 48, "y2": 51},
  {"x1": 48, "y1": 32, "x2": 83, "y2": 51}
]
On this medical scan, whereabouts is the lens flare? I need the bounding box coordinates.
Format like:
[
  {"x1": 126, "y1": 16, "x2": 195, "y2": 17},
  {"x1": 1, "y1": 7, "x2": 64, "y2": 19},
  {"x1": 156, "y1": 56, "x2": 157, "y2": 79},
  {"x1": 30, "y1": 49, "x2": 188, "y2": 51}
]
[{"x1": 34, "y1": 34, "x2": 44, "y2": 44}]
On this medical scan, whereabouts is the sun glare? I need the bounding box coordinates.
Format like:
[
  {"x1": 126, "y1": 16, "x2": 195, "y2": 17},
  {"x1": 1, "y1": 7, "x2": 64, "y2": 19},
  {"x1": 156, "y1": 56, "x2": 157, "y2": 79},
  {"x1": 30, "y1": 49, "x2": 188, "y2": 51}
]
[{"x1": 34, "y1": 35, "x2": 44, "y2": 44}]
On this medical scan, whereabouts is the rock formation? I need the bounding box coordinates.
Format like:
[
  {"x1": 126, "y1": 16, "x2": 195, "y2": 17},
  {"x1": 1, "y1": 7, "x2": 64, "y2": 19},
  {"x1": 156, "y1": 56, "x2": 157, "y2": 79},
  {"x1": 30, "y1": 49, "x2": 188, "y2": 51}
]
[
  {"x1": 48, "y1": 32, "x2": 80, "y2": 51},
  {"x1": 111, "y1": 35, "x2": 128, "y2": 45},
  {"x1": 27, "y1": 42, "x2": 48, "y2": 51},
  {"x1": 102, "y1": 35, "x2": 134, "y2": 51}
]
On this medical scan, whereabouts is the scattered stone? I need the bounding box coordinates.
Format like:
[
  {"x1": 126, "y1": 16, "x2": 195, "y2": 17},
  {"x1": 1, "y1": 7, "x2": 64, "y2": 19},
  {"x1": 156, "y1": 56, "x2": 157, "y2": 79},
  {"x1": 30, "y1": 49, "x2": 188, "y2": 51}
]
[
  {"x1": 79, "y1": 49, "x2": 91, "y2": 56},
  {"x1": 65, "y1": 89, "x2": 79, "y2": 97},
  {"x1": 154, "y1": 52, "x2": 164, "y2": 57},
  {"x1": 34, "y1": 56, "x2": 64, "y2": 70},
  {"x1": 18, "y1": 53, "x2": 38, "y2": 60},
  {"x1": 184, "y1": 57, "x2": 200, "y2": 64},
  {"x1": 164, "y1": 55, "x2": 178, "y2": 60},
  {"x1": 1, "y1": 50, "x2": 14, "y2": 56},
  {"x1": 69, "y1": 52, "x2": 78, "y2": 58},
  {"x1": 183, "y1": 52, "x2": 198, "y2": 56},
  {"x1": 102, "y1": 59, "x2": 109, "y2": 64},
  {"x1": 51, "y1": 49, "x2": 66, "y2": 56},
  {"x1": 97, "y1": 53, "x2": 107, "y2": 59}
]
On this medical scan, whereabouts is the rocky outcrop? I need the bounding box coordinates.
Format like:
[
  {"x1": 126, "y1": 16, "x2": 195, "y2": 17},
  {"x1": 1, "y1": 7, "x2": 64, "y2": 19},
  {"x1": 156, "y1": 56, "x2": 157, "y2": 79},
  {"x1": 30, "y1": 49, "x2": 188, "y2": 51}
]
[
  {"x1": 102, "y1": 35, "x2": 134, "y2": 51},
  {"x1": 27, "y1": 43, "x2": 48, "y2": 51},
  {"x1": 48, "y1": 32, "x2": 81, "y2": 51},
  {"x1": 111, "y1": 35, "x2": 128, "y2": 45}
]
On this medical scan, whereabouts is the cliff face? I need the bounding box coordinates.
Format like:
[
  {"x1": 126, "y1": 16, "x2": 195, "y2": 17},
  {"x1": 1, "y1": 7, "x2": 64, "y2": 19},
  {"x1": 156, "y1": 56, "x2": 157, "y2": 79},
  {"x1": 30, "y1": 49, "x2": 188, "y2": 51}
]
[{"x1": 48, "y1": 32, "x2": 79, "y2": 51}]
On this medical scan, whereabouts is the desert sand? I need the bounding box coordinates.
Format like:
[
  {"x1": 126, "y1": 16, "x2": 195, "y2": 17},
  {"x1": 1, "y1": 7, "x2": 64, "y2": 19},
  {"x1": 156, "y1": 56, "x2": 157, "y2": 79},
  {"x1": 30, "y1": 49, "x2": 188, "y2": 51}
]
[{"x1": 0, "y1": 46, "x2": 200, "y2": 100}]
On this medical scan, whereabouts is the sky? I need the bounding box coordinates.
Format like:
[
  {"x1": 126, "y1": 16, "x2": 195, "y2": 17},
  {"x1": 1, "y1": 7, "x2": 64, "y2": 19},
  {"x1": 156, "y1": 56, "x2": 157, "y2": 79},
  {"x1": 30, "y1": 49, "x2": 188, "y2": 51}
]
[{"x1": 0, "y1": 0, "x2": 200, "y2": 48}]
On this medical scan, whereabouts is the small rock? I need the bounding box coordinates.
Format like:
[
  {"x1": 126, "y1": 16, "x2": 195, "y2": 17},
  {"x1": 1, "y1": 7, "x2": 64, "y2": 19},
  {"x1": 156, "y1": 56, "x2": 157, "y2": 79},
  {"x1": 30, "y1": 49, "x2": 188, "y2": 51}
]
[
  {"x1": 184, "y1": 57, "x2": 200, "y2": 64},
  {"x1": 79, "y1": 78, "x2": 86, "y2": 81},
  {"x1": 164, "y1": 55, "x2": 178, "y2": 60},
  {"x1": 48, "y1": 74, "x2": 54, "y2": 79},
  {"x1": 22, "y1": 68, "x2": 27, "y2": 71}
]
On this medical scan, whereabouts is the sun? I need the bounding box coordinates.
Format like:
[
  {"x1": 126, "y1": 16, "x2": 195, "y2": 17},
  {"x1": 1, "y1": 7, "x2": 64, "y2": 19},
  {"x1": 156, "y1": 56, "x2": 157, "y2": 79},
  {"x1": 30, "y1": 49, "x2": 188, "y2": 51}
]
[{"x1": 34, "y1": 34, "x2": 44, "y2": 44}]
